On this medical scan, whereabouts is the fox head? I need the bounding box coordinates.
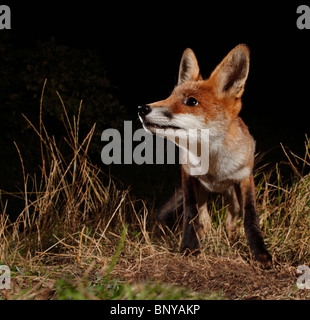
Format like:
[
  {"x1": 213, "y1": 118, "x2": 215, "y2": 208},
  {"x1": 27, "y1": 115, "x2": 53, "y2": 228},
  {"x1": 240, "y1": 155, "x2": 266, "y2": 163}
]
[{"x1": 138, "y1": 44, "x2": 250, "y2": 141}]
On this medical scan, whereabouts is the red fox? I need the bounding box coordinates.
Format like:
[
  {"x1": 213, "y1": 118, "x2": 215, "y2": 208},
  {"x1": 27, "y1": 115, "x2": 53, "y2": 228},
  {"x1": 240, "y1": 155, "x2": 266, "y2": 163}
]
[{"x1": 138, "y1": 45, "x2": 272, "y2": 268}]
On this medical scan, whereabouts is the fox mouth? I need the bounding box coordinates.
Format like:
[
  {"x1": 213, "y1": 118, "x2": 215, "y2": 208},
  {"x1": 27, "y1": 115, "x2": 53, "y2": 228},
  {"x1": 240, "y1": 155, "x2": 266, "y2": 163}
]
[{"x1": 143, "y1": 121, "x2": 182, "y2": 131}]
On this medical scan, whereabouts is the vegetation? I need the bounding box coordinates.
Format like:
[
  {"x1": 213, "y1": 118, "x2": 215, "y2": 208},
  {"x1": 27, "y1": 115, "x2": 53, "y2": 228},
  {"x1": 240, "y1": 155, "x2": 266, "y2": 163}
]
[
  {"x1": 0, "y1": 36, "x2": 127, "y2": 210},
  {"x1": 0, "y1": 36, "x2": 309, "y2": 300},
  {"x1": 0, "y1": 88, "x2": 310, "y2": 300}
]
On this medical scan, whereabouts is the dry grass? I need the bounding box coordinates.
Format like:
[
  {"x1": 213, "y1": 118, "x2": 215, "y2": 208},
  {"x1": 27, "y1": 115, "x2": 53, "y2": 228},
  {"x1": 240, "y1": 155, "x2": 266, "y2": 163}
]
[{"x1": 1, "y1": 88, "x2": 310, "y2": 300}]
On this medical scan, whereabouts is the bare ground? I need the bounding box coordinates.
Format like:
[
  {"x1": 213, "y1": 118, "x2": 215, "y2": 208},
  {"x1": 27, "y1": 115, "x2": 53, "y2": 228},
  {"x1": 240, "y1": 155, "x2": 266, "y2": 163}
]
[
  {"x1": 2, "y1": 251, "x2": 309, "y2": 300},
  {"x1": 112, "y1": 252, "x2": 308, "y2": 300}
]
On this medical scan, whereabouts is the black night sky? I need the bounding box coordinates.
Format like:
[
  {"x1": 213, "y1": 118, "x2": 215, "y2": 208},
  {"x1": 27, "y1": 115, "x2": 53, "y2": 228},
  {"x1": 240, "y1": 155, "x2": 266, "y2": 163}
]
[
  {"x1": 10, "y1": 3, "x2": 309, "y2": 133},
  {"x1": 1, "y1": 1, "x2": 310, "y2": 207},
  {"x1": 12, "y1": 2, "x2": 307, "y2": 145}
]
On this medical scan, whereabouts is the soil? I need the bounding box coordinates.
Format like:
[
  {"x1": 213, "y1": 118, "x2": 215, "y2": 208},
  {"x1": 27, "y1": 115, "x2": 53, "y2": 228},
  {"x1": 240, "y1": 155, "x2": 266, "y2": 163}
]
[
  {"x1": 114, "y1": 252, "x2": 308, "y2": 300},
  {"x1": 2, "y1": 252, "x2": 308, "y2": 300}
]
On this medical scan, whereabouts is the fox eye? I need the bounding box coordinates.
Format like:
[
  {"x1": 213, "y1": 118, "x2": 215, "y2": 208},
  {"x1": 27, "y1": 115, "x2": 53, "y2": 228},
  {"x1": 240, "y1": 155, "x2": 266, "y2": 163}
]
[{"x1": 184, "y1": 97, "x2": 199, "y2": 107}]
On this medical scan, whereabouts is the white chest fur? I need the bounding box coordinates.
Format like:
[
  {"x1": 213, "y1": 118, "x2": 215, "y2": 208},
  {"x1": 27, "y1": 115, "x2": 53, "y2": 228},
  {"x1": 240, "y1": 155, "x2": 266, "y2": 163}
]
[{"x1": 182, "y1": 137, "x2": 252, "y2": 193}]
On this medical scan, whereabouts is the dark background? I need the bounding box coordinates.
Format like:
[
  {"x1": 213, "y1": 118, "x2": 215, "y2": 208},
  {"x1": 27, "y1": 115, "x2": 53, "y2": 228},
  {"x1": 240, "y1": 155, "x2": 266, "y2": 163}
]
[{"x1": 1, "y1": 2, "x2": 309, "y2": 216}]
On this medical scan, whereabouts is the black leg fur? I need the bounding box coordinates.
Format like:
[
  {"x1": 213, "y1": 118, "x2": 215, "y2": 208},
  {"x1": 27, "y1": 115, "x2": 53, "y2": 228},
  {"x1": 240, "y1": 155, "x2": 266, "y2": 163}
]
[
  {"x1": 179, "y1": 170, "x2": 200, "y2": 255},
  {"x1": 156, "y1": 188, "x2": 183, "y2": 229},
  {"x1": 237, "y1": 175, "x2": 272, "y2": 268}
]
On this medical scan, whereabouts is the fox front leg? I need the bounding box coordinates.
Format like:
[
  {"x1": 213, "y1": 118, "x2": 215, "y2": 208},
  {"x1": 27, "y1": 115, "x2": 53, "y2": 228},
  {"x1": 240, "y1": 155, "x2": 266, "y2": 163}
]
[
  {"x1": 179, "y1": 170, "x2": 200, "y2": 255},
  {"x1": 238, "y1": 174, "x2": 272, "y2": 268}
]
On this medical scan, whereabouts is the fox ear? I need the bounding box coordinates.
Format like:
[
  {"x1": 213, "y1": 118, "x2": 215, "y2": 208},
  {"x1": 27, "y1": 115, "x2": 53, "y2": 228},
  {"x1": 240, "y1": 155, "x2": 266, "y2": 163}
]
[
  {"x1": 210, "y1": 44, "x2": 250, "y2": 99},
  {"x1": 178, "y1": 48, "x2": 202, "y2": 86}
]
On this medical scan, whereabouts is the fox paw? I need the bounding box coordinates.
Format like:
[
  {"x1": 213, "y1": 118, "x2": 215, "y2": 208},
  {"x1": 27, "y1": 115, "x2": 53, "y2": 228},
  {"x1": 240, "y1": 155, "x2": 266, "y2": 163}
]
[
  {"x1": 255, "y1": 253, "x2": 273, "y2": 269},
  {"x1": 180, "y1": 242, "x2": 200, "y2": 256}
]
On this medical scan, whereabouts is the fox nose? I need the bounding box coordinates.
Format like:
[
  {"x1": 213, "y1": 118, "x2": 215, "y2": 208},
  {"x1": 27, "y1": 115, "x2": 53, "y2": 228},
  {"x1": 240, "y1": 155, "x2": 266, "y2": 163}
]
[{"x1": 138, "y1": 104, "x2": 152, "y2": 117}]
